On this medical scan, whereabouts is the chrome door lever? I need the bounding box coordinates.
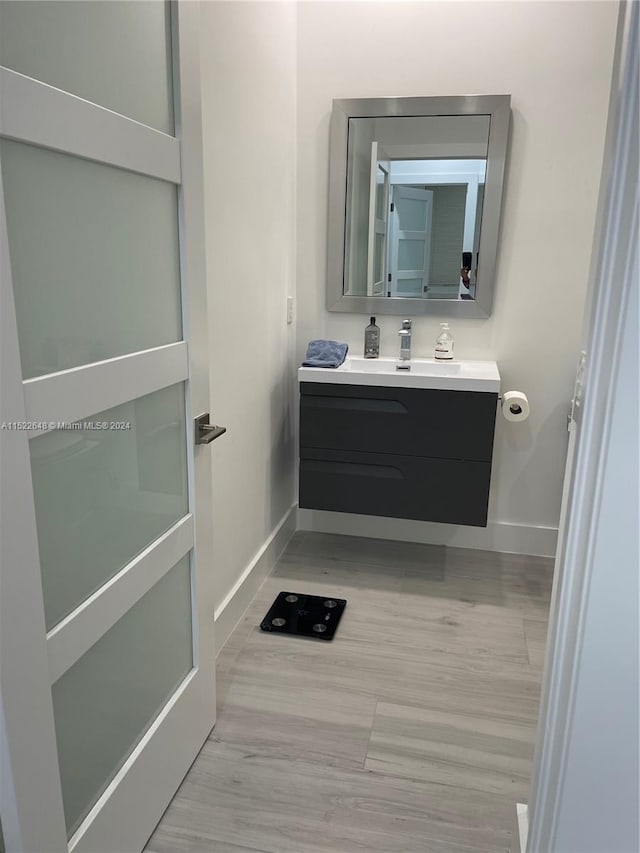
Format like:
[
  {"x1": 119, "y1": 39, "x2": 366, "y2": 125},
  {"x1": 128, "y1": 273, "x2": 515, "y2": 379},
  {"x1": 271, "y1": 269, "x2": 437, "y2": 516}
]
[{"x1": 195, "y1": 413, "x2": 227, "y2": 445}]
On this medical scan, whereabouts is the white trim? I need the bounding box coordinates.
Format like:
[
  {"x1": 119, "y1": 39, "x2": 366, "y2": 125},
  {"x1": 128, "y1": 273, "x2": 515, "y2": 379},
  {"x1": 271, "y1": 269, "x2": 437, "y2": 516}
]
[
  {"x1": 527, "y1": 3, "x2": 638, "y2": 849},
  {"x1": 47, "y1": 515, "x2": 194, "y2": 683},
  {"x1": 0, "y1": 68, "x2": 181, "y2": 183},
  {"x1": 214, "y1": 504, "x2": 298, "y2": 653},
  {"x1": 0, "y1": 122, "x2": 68, "y2": 851},
  {"x1": 171, "y1": 0, "x2": 217, "y2": 696},
  {"x1": 516, "y1": 803, "x2": 529, "y2": 853},
  {"x1": 297, "y1": 507, "x2": 557, "y2": 558},
  {"x1": 23, "y1": 342, "x2": 188, "y2": 437}
]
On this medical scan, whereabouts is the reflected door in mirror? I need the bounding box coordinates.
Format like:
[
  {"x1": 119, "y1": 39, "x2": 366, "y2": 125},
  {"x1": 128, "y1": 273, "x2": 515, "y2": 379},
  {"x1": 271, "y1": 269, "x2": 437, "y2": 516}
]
[{"x1": 388, "y1": 186, "x2": 433, "y2": 298}]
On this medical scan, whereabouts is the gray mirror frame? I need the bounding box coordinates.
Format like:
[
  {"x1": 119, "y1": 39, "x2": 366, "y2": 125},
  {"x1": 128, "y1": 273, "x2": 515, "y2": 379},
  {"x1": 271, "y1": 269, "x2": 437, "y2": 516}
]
[{"x1": 327, "y1": 95, "x2": 511, "y2": 318}]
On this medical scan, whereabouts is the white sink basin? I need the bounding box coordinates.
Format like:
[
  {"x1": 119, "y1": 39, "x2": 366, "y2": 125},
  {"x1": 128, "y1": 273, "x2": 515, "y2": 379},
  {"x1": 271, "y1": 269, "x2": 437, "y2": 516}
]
[
  {"x1": 299, "y1": 355, "x2": 500, "y2": 392},
  {"x1": 347, "y1": 356, "x2": 462, "y2": 375}
]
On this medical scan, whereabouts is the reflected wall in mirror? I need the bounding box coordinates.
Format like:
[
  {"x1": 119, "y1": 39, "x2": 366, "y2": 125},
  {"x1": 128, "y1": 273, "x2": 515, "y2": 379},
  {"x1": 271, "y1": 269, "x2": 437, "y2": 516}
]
[{"x1": 328, "y1": 96, "x2": 511, "y2": 318}]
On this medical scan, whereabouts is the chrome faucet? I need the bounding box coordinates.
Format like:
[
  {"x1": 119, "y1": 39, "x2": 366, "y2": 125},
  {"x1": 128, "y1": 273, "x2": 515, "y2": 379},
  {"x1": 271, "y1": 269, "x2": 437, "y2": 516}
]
[{"x1": 397, "y1": 319, "x2": 412, "y2": 369}]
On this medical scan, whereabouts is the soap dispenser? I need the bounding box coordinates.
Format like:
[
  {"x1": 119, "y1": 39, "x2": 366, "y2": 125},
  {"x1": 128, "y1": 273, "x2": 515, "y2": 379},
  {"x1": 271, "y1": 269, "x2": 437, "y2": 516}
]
[
  {"x1": 364, "y1": 316, "x2": 380, "y2": 358},
  {"x1": 434, "y1": 323, "x2": 454, "y2": 360}
]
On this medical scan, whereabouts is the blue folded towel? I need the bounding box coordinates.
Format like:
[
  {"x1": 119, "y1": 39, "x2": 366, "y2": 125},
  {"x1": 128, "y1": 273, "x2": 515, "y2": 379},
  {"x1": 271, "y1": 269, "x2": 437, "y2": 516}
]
[{"x1": 302, "y1": 339, "x2": 349, "y2": 368}]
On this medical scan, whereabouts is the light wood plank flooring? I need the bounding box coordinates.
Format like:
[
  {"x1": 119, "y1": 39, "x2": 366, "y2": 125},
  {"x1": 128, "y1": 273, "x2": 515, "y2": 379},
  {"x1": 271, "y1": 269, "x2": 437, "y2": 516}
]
[{"x1": 146, "y1": 532, "x2": 553, "y2": 853}]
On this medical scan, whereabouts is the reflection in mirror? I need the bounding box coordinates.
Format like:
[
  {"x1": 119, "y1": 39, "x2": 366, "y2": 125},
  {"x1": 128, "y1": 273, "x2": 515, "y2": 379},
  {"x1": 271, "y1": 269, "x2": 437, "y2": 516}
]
[
  {"x1": 345, "y1": 115, "x2": 490, "y2": 301},
  {"x1": 328, "y1": 96, "x2": 511, "y2": 317}
]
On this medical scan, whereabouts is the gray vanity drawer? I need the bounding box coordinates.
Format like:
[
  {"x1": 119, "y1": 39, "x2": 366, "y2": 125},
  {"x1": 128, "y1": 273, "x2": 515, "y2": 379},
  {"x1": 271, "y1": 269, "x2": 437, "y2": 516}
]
[
  {"x1": 300, "y1": 382, "x2": 497, "y2": 462},
  {"x1": 299, "y1": 448, "x2": 491, "y2": 527}
]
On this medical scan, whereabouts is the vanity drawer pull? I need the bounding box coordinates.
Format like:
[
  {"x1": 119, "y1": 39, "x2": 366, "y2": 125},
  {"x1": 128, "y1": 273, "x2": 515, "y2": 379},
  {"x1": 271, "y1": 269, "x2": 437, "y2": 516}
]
[
  {"x1": 302, "y1": 396, "x2": 407, "y2": 414},
  {"x1": 302, "y1": 459, "x2": 403, "y2": 479}
]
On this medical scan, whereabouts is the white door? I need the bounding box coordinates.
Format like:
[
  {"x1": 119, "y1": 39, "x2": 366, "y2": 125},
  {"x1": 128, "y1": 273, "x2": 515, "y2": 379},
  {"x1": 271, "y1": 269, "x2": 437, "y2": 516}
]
[
  {"x1": 366, "y1": 141, "x2": 391, "y2": 296},
  {"x1": 388, "y1": 185, "x2": 433, "y2": 297},
  {"x1": 0, "y1": 4, "x2": 218, "y2": 852}
]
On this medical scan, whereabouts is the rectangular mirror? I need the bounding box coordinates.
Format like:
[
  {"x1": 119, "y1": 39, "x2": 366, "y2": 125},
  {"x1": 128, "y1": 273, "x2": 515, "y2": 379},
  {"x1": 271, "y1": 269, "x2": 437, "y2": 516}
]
[{"x1": 327, "y1": 95, "x2": 511, "y2": 318}]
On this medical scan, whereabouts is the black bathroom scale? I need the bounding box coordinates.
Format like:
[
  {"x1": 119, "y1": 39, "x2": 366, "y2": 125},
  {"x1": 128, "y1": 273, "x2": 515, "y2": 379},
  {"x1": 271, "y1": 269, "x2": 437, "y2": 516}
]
[{"x1": 260, "y1": 591, "x2": 347, "y2": 641}]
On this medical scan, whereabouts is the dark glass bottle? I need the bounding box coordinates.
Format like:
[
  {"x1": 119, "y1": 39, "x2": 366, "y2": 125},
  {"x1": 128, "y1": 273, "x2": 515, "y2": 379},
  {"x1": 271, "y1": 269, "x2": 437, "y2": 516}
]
[{"x1": 364, "y1": 316, "x2": 380, "y2": 358}]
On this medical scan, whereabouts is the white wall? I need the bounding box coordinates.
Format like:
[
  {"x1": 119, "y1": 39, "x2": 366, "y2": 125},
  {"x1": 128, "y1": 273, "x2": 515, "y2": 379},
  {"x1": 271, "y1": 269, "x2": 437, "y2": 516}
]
[
  {"x1": 199, "y1": 1, "x2": 297, "y2": 643},
  {"x1": 296, "y1": 1, "x2": 618, "y2": 549}
]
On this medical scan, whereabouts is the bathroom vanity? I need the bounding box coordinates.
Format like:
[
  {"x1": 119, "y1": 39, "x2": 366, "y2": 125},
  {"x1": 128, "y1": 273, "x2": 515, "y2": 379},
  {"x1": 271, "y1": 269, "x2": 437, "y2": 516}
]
[{"x1": 298, "y1": 358, "x2": 500, "y2": 527}]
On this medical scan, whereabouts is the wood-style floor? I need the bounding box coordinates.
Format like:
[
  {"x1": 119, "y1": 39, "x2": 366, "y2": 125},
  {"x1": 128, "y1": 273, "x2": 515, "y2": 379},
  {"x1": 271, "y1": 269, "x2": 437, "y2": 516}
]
[{"x1": 146, "y1": 532, "x2": 553, "y2": 853}]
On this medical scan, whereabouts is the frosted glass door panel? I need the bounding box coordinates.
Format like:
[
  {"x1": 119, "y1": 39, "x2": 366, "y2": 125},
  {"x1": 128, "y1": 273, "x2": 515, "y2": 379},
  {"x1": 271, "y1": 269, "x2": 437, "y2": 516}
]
[
  {"x1": 374, "y1": 233, "x2": 384, "y2": 283},
  {"x1": 397, "y1": 197, "x2": 428, "y2": 231},
  {"x1": 0, "y1": 139, "x2": 182, "y2": 378},
  {"x1": 0, "y1": 1, "x2": 174, "y2": 133},
  {"x1": 51, "y1": 556, "x2": 193, "y2": 838},
  {"x1": 30, "y1": 385, "x2": 188, "y2": 630},
  {"x1": 398, "y1": 277, "x2": 424, "y2": 296},
  {"x1": 398, "y1": 239, "x2": 427, "y2": 271},
  {"x1": 375, "y1": 168, "x2": 386, "y2": 219}
]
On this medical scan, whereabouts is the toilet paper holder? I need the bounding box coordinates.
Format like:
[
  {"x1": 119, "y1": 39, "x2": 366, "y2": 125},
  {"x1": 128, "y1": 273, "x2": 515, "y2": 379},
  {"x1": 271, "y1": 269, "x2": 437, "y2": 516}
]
[
  {"x1": 504, "y1": 399, "x2": 524, "y2": 415},
  {"x1": 499, "y1": 390, "x2": 530, "y2": 422}
]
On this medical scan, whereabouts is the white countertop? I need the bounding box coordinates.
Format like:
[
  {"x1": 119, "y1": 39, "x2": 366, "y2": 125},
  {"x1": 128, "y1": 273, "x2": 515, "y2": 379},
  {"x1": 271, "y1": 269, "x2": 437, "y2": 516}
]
[{"x1": 298, "y1": 356, "x2": 500, "y2": 393}]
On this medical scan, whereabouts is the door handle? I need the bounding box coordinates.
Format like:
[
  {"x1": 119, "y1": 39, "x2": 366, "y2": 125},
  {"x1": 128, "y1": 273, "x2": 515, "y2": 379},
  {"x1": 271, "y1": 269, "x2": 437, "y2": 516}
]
[{"x1": 195, "y1": 413, "x2": 227, "y2": 445}]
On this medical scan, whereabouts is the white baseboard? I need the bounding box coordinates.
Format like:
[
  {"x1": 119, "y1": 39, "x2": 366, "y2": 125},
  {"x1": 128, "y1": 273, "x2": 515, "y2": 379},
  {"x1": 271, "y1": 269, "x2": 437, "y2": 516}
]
[
  {"x1": 516, "y1": 803, "x2": 529, "y2": 852},
  {"x1": 214, "y1": 503, "x2": 297, "y2": 653},
  {"x1": 297, "y1": 508, "x2": 557, "y2": 558}
]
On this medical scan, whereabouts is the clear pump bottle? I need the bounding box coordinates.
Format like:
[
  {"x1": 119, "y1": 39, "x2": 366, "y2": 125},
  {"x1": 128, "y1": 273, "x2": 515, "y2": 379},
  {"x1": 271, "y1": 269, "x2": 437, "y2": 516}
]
[{"x1": 434, "y1": 323, "x2": 454, "y2": 360}]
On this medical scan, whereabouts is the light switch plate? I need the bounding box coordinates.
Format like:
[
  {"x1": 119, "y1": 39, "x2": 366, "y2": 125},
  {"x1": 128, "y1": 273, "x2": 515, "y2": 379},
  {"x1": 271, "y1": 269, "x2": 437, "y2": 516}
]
[{"x1": 287, "y1": 296, "x2": 294, "y2": 325}]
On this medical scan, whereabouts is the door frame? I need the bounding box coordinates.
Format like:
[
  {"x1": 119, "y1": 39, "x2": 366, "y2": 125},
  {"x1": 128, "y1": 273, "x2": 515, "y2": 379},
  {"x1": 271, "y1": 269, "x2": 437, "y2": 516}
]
[
  {"x1": 0, "y1": 3, "x2": 216, "y2": 851},
  {"x1": 526, "y1": 2, "x2": 638, "y2": 849},
  {"x1": 366, "y1": 140, "x2": 390, "y2": 296}
]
